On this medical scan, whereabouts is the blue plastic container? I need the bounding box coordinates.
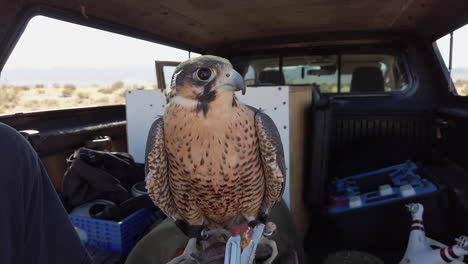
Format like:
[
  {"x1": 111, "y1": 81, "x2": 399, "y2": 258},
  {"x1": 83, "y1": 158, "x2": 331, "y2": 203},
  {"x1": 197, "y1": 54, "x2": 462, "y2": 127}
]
[
  {"x1": 69, "y1": 208, "x2": 160, "y2": 254},
  {"x1": 328, "y1": 160, "x2": 438, "y2": 214}
]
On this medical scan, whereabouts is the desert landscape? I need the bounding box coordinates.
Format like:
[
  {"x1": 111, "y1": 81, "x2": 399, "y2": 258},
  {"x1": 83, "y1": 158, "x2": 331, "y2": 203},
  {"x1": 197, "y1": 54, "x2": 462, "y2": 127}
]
[
  {"x1": 0, "y1": 81, "x2": 156, "y2": 114},
  {"x1": 454, "y1": 80, "x2": 468, "y2": 96},
  {"x1": 1, "y1": 80, "x2": 467, "y2": 115}
]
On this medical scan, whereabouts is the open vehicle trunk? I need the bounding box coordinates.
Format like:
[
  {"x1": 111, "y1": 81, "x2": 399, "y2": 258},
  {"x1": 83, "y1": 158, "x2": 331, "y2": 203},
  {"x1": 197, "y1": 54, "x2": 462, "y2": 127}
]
[
  {"x1": 301, "y1": 48, "x2": 468, "y2": 262},
  {"x1": 304, "y1": 102, "x2": 468, "y2": 263}
]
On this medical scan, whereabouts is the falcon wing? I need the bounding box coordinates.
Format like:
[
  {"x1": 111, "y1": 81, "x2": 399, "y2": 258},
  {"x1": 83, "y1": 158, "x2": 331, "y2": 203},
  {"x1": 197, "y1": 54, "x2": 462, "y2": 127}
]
[
  {"x1": 253, "y1": 109, "x2": 286, "y2": 213},
  {"x1": 145, "y1": 118, "x2": 179, "y2": 220}
]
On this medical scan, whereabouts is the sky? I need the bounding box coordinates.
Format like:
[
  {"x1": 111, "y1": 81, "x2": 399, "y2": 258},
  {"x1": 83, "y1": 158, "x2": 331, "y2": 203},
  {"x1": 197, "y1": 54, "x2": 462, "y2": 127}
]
[
  {"x1": 0, "y1": 16, "x2": 196, "y2": 85},
  {"x1": 0, "y1": 15, "x2": 468, "y2": 85}
]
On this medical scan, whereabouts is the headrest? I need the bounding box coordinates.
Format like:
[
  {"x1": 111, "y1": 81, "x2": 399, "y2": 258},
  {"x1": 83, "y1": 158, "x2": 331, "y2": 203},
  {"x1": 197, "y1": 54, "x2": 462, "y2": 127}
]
[
  {"x1": 350, "y1": 67, "x2": 384, "y2": 93},
  {"x1": 258, "y1": 70, "x2": 285, "y2": 85}
]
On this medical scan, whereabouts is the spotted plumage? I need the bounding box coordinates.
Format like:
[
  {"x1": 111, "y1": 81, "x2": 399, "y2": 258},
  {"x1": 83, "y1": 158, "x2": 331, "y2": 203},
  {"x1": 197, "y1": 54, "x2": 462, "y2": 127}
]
[{"x1": 145, "y1": 55, "x2": 285, "y2": 235}]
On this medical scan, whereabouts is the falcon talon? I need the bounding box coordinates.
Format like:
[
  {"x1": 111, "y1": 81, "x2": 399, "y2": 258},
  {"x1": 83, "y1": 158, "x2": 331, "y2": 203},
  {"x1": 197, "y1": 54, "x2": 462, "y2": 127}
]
[
  {"x1": 200, "y1": 229, "x2": 209, "y2": 240},
  {"x1": 263, "y1": 222, "x2": 277, "y2": 238}
]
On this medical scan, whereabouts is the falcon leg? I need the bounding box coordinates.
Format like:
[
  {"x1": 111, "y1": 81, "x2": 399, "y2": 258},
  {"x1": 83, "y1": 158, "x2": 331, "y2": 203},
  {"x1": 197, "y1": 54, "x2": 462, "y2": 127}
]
[
  {"x1": 203, "y1": 228, "x2": 231, "y2": 239},
  {"x1": 244, "y1": 215, "x2": 256, "y2": 223},
  {"x1": 259, "y1": 222, "x2": 278, "y2": 264},
  {"x1": 244, "y1": 214, "x2": 263, "y2": 228},
  {"x1": 259, "y1": 237, "x2": 278, "y2": 264},
  {"x1": 199, "y1": 229, "x2": 231, "y2": 251},
  {"x1": 244, "y1": 212, "x2": 269, "y2": 228},
  {"x1": 175, "y1": 220, "x2": 205, "y2": 238},
  {"x1": 166, "y1": 238, "x2": 199, "y2": 264},
  {"x1": 263, "y1": 222, "x2": 277, "y2": 237}
]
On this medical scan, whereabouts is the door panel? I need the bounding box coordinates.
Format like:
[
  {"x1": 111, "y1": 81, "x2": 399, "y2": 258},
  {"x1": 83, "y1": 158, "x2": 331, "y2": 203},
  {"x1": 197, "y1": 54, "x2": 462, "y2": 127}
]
[
  {"x1": 329, "y1": 108, "x2": 435, "y2": 178},
  {"x1": 0, "y1": 105, "x2": 127, "y2": 190},
  {"x1": 435, "y1": 107, "x2": 468, "y2": 169}
]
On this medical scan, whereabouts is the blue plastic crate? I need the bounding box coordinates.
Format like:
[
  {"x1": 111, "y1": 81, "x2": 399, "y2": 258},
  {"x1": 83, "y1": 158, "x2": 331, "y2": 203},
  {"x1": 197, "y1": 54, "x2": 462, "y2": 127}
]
[
  {"x1": 69, "y1": 208, "x2": 161, "y2": 254},
  {"x1": 328, "y1": 160, "x2": 438, "y2": 214}
]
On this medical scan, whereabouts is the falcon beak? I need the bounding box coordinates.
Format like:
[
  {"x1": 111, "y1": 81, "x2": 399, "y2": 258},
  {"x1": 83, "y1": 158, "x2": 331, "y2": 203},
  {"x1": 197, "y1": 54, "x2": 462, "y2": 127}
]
[{"x1": 223, "y1": 69, "x2": 246, "y2": 95}]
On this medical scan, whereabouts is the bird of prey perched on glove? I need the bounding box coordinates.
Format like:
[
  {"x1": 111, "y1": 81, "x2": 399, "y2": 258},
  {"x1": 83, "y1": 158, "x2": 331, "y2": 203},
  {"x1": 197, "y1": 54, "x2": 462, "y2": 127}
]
[{"x1": 145, "y1": 55, "x2": 285, "y2": 241}]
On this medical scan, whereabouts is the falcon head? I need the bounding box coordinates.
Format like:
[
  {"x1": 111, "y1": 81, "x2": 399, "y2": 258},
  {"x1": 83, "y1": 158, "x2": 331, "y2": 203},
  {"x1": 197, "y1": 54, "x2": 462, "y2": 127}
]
[{"x1": 164, "y1": 55, "x2": 246, "y2": 115}]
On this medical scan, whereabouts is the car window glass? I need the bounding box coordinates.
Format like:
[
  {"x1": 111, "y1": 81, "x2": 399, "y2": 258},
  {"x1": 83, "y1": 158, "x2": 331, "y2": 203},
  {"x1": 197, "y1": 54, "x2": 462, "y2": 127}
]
[
  {"x1": 163, "y1": 66, "x2": 177, "y2": 88},
  {"x1": 0, "y1": 15, "x2": 191, "y2": 114},
  {"x1": 340, "y1": 54, "x2": 407, "y2": 93},
  {"x1": 283, "y1": 56, "x2": 338, "y2": 92},
  {"x1": 232, "y1": 57, "x2": 280, "y2": 86},
  {"x1": 233, "y1": 54, "x2": 408, "y2": 94},
  {"x1": 436, "y1": 24, "x2": 468, "y2": 96}
]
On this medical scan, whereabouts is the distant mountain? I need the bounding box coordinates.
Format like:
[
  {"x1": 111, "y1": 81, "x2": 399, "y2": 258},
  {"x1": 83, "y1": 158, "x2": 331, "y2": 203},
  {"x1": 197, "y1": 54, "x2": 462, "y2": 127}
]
[
  {"x1": 3, "y1": 65, "x2": 467, "y2": 86},
  {"x1": 0, "y1": 65, "x2": 157, "y2": 86}
]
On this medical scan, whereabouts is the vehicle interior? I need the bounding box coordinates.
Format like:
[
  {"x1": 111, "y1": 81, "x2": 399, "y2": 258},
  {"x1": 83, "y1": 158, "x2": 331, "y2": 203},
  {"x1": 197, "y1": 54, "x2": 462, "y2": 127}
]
[{"x1": 2, "y1": 0, "x2": 468, "y2": 263}]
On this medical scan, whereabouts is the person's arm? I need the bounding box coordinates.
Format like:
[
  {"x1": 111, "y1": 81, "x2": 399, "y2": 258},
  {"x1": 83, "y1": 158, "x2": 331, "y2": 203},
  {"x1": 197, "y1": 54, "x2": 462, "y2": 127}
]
[{"x1": 0, "y1": 123, "x2": 92, "y2": 264}]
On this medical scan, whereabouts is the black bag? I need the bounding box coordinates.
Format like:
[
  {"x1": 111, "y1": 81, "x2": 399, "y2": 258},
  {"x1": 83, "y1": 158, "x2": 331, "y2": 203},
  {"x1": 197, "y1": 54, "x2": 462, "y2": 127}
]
[{"x1": 62, "y1": 147, "x2": 145, "y2": 212}]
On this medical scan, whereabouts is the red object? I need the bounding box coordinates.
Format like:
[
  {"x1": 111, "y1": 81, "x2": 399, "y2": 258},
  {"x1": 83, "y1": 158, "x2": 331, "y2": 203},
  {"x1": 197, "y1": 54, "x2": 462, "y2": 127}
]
[
  {"x1": 411, "y1": 226, "x2": 424, "y2": 231},
  {"x1": 412, "y1": 220, "x2": 423, "y2": 225},
  {"x1": 174, "y1": 248, "x2": 184, "y2": 257},
  {"x1": 448, "y1": 247, "x2": 459, "y2": 259},
  {"x1": 230, "y1": 224, "x2": 251, "y2": 237},
  {"x1": 440, "y1": 249, "x2": 451, "y2": 263},
  {"x1": 230, "y1": 224, "x2": 253, "y2": 248}
]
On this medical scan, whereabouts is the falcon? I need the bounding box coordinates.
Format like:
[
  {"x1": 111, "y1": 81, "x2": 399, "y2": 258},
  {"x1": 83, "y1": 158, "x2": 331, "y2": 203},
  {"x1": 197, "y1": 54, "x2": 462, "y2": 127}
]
[{"x1": 145, "y1": 55, "x2": 285, "y2": 240}]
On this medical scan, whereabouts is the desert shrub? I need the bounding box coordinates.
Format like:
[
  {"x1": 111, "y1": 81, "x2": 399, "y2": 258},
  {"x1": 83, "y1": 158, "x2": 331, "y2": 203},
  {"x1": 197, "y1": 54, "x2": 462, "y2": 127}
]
[
  {"x1": 15, "y1": 85, "x2": 30, "y2": 92},
  {"x1": 99, "y1": 81, "x2": 126, "y2": 94},
  {"x1": 62, "y1": 84, "x2": 77, "y2": 97},
  {"x1": 77, "y1": 91, "x2": 90, "y2": 99},
  {"x1": 23, "y1": 100, "x2": 40, "y2": 110},
  {"x1": 37, "y1": 89, "x2": 46, "y2": 94},
  {"x1": 98, "y1": 87, "x2": 114, "y2": 94},
  {"x1": 35, "y1": 84, "x2": 45, "y2": 89},
  {"x1": 130, "y1": 84, "x2": 145, "y2": 90},
  {"x1": 0, "y1": 86, "x2": 22, "y2": 114},
  {"x1": 0, "y1": 88, "x2": 20, "y2": 104},
  {"x1": 111, "y1": 81, "x2": 124, "y2": 90},
  {"x1": 64, "y1": 83, "x2": 76, "y2": 90}
]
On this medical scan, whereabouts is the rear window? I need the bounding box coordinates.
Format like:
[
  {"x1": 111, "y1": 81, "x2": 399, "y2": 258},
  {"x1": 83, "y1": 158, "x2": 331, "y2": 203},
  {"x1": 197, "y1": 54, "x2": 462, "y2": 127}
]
[
  {"x1": 282, "y1": 56, "x2": 339, "y2": 92},
  {"x1": 232, "y1": 54, "x2": 409, "y2": 94}
]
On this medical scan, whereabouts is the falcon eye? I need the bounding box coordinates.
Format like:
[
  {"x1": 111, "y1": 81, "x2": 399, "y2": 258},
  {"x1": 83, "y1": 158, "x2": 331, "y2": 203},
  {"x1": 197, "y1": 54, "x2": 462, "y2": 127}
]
[{"x1": 197, "y1": 68, "x2": 212, "y2": 81}]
